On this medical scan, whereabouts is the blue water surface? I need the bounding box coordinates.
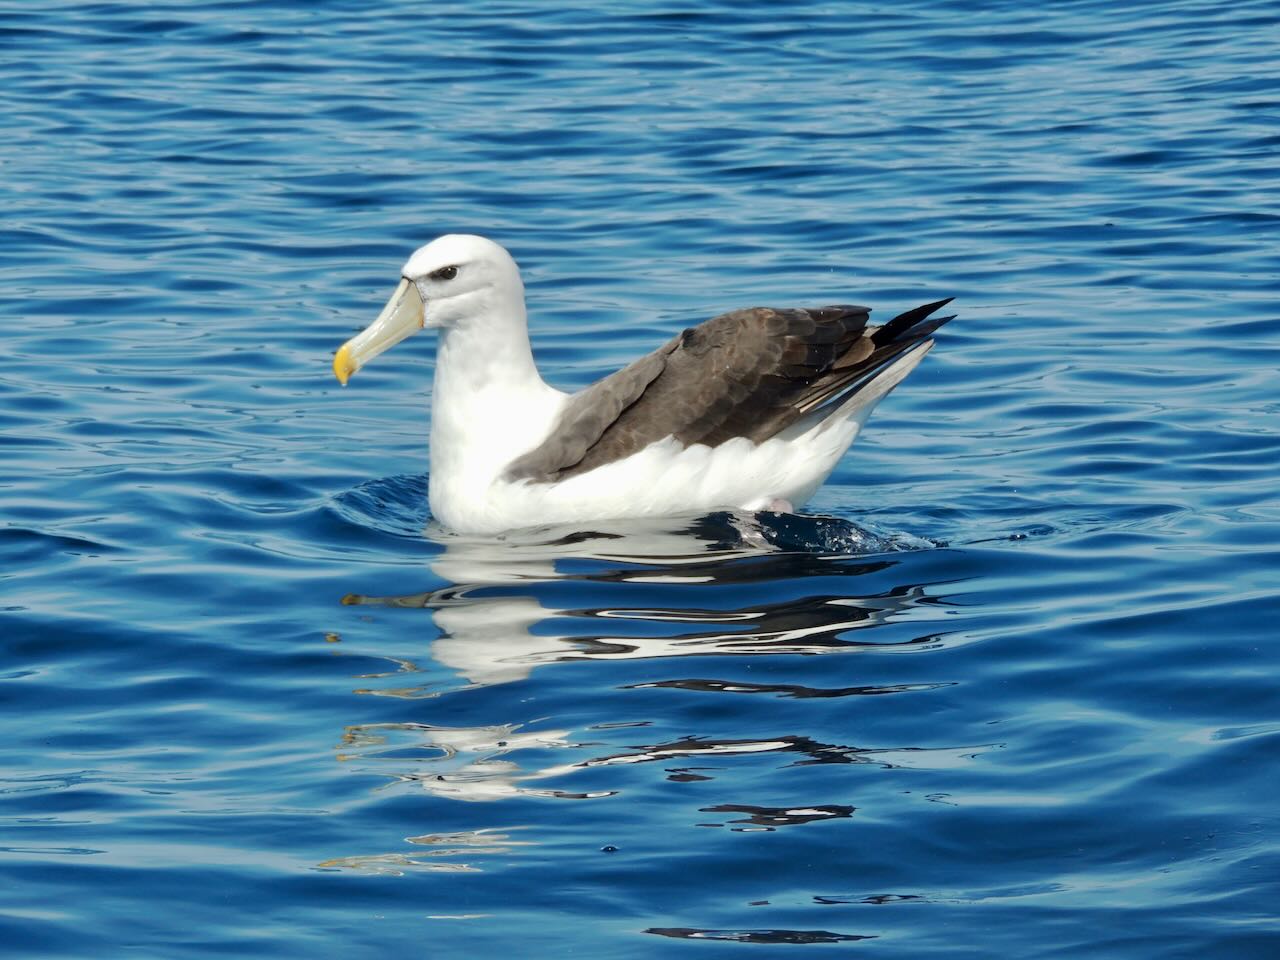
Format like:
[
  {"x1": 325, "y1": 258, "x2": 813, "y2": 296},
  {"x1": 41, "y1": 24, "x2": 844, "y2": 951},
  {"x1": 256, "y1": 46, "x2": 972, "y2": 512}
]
[{"x1": 3, "y1": 1, "x2": 1279, "y2": 956}]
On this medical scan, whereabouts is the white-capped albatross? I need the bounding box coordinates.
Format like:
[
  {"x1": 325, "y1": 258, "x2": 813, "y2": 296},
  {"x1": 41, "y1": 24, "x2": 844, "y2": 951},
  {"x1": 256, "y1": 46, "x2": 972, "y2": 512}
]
[{"x1": 333, "y1": 234, "x2": 953, "y2": 536}]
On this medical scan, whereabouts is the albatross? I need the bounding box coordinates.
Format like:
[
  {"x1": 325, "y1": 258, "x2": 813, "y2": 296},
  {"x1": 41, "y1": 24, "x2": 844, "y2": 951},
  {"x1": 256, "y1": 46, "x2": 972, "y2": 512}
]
[{"x1": 333, "y1": 235, "x2": 953, "y2": 535}]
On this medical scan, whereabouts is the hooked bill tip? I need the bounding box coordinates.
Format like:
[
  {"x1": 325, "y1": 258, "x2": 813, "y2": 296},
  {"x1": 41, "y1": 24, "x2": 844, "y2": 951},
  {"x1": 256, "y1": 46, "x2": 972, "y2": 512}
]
[{"x1": 333, "y1": 345, "x2": 355, "y2": 386}]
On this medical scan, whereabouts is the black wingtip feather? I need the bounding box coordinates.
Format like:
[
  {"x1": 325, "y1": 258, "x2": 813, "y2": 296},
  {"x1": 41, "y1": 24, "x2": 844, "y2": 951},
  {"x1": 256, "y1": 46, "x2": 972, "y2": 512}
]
[{"x1": 873, "y1": 297, "x2": 956, "y2": 345}]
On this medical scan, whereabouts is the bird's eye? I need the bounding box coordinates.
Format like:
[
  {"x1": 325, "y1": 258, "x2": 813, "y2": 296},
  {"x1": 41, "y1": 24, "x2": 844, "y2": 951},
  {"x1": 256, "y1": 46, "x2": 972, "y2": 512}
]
[{"x1": 429, "y1": 265, "x2": 459, "y2": 282}]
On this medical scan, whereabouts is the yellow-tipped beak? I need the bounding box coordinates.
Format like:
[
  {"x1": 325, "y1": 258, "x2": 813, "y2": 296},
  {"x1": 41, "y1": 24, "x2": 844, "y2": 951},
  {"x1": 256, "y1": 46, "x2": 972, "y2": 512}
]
[
  {"x1": 333, "y1": 344, "x2": 356, "y2": 385},
  {"x1": 332, "y1": 278, "x2": 425, "y2": 385}
]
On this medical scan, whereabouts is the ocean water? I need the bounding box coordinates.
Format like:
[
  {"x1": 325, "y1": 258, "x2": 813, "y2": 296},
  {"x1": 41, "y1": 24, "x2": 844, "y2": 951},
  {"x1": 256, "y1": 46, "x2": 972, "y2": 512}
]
[{"x1": 3, "y1": 1, "x2": 1279, "y2": 956}]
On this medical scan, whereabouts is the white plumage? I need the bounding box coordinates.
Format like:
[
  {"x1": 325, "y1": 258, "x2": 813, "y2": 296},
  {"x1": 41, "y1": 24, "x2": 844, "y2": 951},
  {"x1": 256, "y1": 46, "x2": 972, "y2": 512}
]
[{"x1": 333, "y1": 235, "x2": 948, "y2": 536}]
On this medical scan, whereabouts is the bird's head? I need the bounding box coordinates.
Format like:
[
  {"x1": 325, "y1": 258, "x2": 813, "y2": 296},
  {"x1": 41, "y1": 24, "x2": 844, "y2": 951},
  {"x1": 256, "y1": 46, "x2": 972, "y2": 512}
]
[{"x1": 333, "y1": 234, "x2": 524, "y2": 385}]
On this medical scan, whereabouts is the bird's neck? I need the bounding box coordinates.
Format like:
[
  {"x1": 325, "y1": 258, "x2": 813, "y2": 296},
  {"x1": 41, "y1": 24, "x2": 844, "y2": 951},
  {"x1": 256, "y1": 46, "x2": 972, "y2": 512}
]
[
  {"x1": 432, "y1": 297, "x2": 548, "y2": 403},
  {"x1": 428, "y1": 305, "x2": 563, "y2": 485}
]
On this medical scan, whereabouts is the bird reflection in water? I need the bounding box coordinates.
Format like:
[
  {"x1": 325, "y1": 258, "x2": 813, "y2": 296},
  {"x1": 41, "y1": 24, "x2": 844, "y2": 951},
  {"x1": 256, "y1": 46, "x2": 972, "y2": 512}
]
[
  {"x1": 345, "y1": 511, "x2": 946, "y2": 688},
  {"x1": 331, "y1": 511, "x2": 984, "y2": 817}
]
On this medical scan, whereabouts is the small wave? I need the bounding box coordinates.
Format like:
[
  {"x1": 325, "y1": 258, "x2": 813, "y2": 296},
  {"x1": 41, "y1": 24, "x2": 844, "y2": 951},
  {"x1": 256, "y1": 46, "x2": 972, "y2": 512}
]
[
  {"x1": 330, "y1": 474, "x2": 430, "y2": 539},
  {"x1": 0, "y1": 526, "x2": 120, "y2": 562},
  {"x1": 739, "y1": 511, "x2": 941, "y2": 555}
]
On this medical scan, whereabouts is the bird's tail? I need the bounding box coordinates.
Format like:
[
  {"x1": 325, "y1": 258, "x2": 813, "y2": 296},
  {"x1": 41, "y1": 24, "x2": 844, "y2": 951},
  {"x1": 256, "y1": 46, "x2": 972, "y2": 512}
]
[{"x1": 781, "y1": 297, "x2": 954, "y2": 438}]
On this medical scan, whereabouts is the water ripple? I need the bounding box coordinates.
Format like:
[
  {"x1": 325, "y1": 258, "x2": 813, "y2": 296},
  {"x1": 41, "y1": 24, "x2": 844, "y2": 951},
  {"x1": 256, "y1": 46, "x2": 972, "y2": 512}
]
[{"x1": 2, "y1": 0, "x2": 1278, "y2": 956}]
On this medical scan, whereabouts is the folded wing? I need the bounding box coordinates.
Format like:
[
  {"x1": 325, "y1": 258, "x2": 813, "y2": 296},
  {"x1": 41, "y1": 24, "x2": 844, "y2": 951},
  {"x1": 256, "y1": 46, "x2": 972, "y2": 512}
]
[{"x1": 504, "y1": 298, "x2": 953, "y2": 483}]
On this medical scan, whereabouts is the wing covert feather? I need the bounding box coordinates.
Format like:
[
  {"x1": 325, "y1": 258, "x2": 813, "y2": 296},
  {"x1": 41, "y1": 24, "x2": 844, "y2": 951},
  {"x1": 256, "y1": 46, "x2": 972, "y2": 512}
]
[
  {"x1": 504, "y1": 299, "x2": 951, "y2": 483},
  {"x1": 502, "y1": 337, "x2": 677, "y2": 482}
]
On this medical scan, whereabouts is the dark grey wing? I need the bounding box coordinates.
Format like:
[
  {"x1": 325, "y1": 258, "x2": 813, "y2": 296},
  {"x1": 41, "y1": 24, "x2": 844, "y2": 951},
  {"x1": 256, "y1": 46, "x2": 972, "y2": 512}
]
[
  {"x1": 502, "y1": 337, "x2": 679, "y2": 482},
  {"x1": 505, "y1": 299, "x2": 953, "y2": 483}
]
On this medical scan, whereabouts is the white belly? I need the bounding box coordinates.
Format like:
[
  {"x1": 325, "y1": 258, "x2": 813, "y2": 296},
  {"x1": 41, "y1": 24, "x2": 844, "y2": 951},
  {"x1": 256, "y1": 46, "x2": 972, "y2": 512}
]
[{"x1": 428, "y1": 422, "x2": 863, "y2": 536}]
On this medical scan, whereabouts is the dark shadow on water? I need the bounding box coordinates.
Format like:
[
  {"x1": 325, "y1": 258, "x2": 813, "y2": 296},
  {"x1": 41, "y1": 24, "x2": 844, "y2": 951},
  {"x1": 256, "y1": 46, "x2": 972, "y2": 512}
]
[{"x1": 647, "y1": 926, "x2": 876, "y2": 944}]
